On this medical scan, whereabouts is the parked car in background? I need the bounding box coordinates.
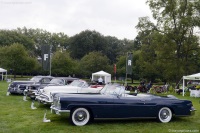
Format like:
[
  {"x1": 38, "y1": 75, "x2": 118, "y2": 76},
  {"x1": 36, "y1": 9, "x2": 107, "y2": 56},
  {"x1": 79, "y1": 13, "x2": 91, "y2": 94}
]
[
  {"x1": 35, "y1": 79, "x2": 104, "y2": 104},
  {"x1": 7, "y1": 76, "x2": 53, "y2": 95},
  {"x1": 50, "y1": 84, "x2": 195, "y2": 126},
  {"x1": 24, "y1": 77, "x2": 78, "y2": 99}
]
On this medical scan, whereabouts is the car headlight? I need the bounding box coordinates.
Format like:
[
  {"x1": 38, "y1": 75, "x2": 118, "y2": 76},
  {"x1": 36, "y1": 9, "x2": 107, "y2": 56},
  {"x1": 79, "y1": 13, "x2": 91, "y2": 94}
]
[
  {"x1": 53, "y1": 96, "x2": 61, "y2": 109},
  {"x1": 57, "y1": 97, "x2": 61, "y2": 109},
  {"x1": 39, "y1": 89, "x2": 44, "y2": 93},
  {"x1": 50, "y1": 92, "x2": 53, "y2": 100}
]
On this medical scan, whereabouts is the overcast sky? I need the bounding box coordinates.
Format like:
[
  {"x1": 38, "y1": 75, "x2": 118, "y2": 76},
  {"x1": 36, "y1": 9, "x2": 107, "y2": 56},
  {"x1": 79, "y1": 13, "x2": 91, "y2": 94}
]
[{"x1": 0, "y1": 0, "x2": 152, "y2": 40}]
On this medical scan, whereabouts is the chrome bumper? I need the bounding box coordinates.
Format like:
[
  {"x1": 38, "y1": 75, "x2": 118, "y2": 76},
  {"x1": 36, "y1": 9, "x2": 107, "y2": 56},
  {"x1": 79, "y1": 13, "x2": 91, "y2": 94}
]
[
  {"x1": 35, "y1": 96, "x2": 53, "y2": 103},
  {"x1": 9, "y1": 88, "x2": 24, "y2": 94},
  {"x1": 50, "y1": 105, "x2": 70, "y2": 113},
  {"x1": 190, "y1": 107, "x2": 196, "y2": 116}
]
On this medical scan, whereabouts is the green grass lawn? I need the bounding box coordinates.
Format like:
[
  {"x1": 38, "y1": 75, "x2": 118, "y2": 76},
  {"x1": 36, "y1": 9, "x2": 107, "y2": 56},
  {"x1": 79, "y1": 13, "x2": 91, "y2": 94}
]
[{"x1": 0, "y1": 81, "x2": 200, "y2": 133}]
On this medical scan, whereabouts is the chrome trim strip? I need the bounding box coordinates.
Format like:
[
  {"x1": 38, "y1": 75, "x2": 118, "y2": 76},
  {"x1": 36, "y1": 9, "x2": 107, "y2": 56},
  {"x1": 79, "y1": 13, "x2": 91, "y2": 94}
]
[
  {"x1": 50, "y1": 106, "x2": 70, "y2": 113},
  {"x1": 94, "y1": 117, "x2": 156, "y2": 120},
  {"x1": 35, "y1": 97, "x2": 53, "y2": 103}
]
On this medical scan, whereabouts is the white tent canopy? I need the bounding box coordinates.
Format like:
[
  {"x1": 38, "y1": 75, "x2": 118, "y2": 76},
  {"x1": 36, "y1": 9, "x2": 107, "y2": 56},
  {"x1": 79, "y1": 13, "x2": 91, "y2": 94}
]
[
  {"x1": 182, "y1": 73, "x2": 200, "y2": 96},
  {"x1": 92, "y1": 70, "x2": 111, "y2": 84},
  {"x1": 0, "y1": 68, "x2": 7, "y2": 81}
]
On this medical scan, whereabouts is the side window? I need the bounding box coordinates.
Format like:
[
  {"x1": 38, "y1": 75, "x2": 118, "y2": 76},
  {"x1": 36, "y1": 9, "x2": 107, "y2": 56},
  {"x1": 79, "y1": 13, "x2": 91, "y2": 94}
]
[
  {"x1": 114, "y1": 87, "x2": 124, "y2": 95},
  {"x1": 59, "y1": 79, "x2": 64, "y2": 85},
  {"x1": 78, "y1": 82, "x2": 84, "y2": 87},
  {"x1": 82, "y1": 83, "x2": 89, "y2": 88},
  {"x1": 113, "y1": 87, "x2": 120, "y2": 95},
  {"x1": 66, "y1": 80, "x2": 73, "y2": 85},
  {"x1": 42, "y1": 78, "x2": 51, "y2": 83}
]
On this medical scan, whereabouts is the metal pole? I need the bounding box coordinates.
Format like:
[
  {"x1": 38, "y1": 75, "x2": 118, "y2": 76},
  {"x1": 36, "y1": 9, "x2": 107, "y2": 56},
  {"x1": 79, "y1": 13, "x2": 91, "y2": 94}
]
[
  {"x1": 114, "y1": 64, "x2": 116, "y2": 82},
  {"x1": 182, "y1": 77, "x2": 185, "y2": 96},
  {"x1": 125, "y1": 52, "x2": 128, "y2": 86},
  {"x1": 50, "y1": 45, "x2": 51, "y2": 76}
]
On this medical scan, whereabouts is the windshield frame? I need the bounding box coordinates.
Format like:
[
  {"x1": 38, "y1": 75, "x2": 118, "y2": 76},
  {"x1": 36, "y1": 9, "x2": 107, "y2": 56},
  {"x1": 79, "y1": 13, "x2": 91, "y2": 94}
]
[
  {"x1": 69, "y1": 80, "x2": 88, "y2": 87},
  {"x1": 50, "y1": 78, "x2": 64, "y2": 85},
  {"x1": 100, "y1": 84, "x2": 127, "y2": 96},
  {"x1": 30, "y1": 77, "x2": 42, "y2": 82}
]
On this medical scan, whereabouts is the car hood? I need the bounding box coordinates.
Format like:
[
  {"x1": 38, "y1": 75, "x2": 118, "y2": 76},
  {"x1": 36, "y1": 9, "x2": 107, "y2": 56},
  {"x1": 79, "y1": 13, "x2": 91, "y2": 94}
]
[
  {"x1": 10, "y1": 81, "x2": 35, "y2": 86},
  {"x1": 12, "y1": 81, "x2": 34, "y2": 83},
  {"x1": 43, "y1": 85, "x2": 102, "y2": 96},
  {"x1": 43, "y1": 85, "x2": 78, "y2": 93},
  {"x1": 47, "y1": 83, "x2": 63, "y2": 86}
]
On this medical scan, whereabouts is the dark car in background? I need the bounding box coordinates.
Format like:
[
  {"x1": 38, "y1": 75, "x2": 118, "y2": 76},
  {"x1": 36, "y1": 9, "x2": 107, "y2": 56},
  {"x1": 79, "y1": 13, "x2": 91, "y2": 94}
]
[
  {"x1": 7, "y1": 76, "x2": 54, "y2": 95},
  {"x1": 51, "y1": 84, "x2": 195, "y2": 126},
  {"x1": 24, "y1": 77, "x2": 78, "y2": 99}
]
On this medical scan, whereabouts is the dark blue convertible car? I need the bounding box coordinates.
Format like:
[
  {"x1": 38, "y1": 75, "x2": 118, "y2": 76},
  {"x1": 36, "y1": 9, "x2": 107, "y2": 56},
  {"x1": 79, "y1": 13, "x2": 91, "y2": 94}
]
[{"x1": 50, "y1": 84, "x2": 195, "y2": 126}]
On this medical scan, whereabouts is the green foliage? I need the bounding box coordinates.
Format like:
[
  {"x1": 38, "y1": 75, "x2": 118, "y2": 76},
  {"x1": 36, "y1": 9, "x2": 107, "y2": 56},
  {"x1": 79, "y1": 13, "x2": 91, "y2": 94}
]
[
  {"x1": 51, "y1": 51, "x2": 76, "y2": 76},
  {"x1": 104, "y1": 36, "x2": 125, "y2": 63},
  {"x1": 116, "y1": 55, "x2": 126, "y2": 77},
  {"x1": 0, "y1": 28, "x2": 132, "y2": 77},
  {"x1": 68, "y1": 30, "x2": 129, "y2": 64},
  {"x1": 69, "y1": 30, "x2": 107, "y2": 59},
  {"x1": 0, "y1": 43, "x2": 39, "y2": 75},
  {"x1": 136, "y1": 0, "x2": 200, "y2": 82},
  {"x1": 79, "y1": 51, "x2": 112, "y2": 77},
  {"x1": 16, "y1": 27, "x2": 69, "y2": 57},
  {"x1": 0, "y1": 29, "x2": 35, "y2": 50}
]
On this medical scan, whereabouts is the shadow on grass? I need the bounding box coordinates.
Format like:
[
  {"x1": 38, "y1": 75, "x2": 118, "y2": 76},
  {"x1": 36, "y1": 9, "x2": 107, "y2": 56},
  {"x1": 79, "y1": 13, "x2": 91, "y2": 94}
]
[{"x1": 47, "y1": 114, "x2": 192, "y2": 127}]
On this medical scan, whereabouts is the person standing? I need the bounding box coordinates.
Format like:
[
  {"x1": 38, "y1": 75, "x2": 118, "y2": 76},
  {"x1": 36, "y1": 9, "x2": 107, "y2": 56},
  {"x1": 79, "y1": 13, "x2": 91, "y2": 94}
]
[{"x1": 98, "y1": 77, "x2": 103, "y2": 85}]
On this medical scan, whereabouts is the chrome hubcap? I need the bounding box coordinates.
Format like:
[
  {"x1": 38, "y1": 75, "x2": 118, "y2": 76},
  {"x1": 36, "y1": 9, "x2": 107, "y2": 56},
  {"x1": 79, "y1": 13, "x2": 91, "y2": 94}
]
[
  {"x1": 78, "y1": 114, "x2": 84, "y2": 120},
  {"x1": 161, "y1": 110, "x2": 169, "y2": 119},
  {"x1": 75, "y1": 111, "x2": 86, "y2": 122}
]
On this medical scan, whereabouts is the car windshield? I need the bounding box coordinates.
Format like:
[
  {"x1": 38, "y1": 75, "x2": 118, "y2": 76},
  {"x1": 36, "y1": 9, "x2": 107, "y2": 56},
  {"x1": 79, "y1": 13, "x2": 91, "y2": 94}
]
[
  {"x1": 30, "y1": 77, "x2": 42, "y2": 82},
  {"x1": 100, "y1": 84, "x2": 126, "y2": 95},
  {"x1": 69, "y1": 80, "x2": 87, "y2": 87},
  {"x1": 50, "y1": 79, "x2": 64, "y2": 85}
]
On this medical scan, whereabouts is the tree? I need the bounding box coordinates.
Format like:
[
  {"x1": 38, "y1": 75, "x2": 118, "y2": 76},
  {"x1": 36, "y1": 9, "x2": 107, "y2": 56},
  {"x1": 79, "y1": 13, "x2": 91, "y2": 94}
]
[
  {"x1": 79, "y1": 51, "x2": 111, "y2": 77},
  {"x1": 68, "y1": 30, "x2": 128, "y2": 64},
  {"x1": 116, "y1": 55, "x2": 126, "y2": 78},
  {"x1": 51, "y1": 51, "x2": 76, "y2": 76},
  {"x1": 136, "y1": 0, "x2": 200, "y2": 82},
  {"x1": 104, "y1": 36, "x2": 125, "y2": 64},
  {"x1": 69, "y1": 30, "x2": 107, "y2": 60},
  {"x1": 135, "y1": 17, "x2": 163, "y2": 81},
  {"x1": 16, "y1": 27, "x2": 69, "y2": 57},
  {"x1": 0, "y1": 29, "x2": 35, "y2": 50},
  {"x1": 0, "y1": 43, "x2": 39, "y2": 77}
]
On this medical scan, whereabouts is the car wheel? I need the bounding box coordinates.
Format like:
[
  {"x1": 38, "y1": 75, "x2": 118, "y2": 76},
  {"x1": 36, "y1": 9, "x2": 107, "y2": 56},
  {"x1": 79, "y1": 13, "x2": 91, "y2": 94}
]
[
  {"x1": 71, "y1": 108, "x2": 90, "y2": 126},
  {"x1": 158, "y1": 107, "x2": 172, "y2": 123}
]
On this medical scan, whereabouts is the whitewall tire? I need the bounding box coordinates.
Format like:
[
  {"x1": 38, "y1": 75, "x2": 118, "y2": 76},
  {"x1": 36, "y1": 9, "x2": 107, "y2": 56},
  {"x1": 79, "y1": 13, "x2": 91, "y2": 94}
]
[
  {"x1": 158, "y1": 107, "x2": 172, "y2": 123},
  {"x1": 71, "y1": 108, "x2": 90, "y2": 126}
]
